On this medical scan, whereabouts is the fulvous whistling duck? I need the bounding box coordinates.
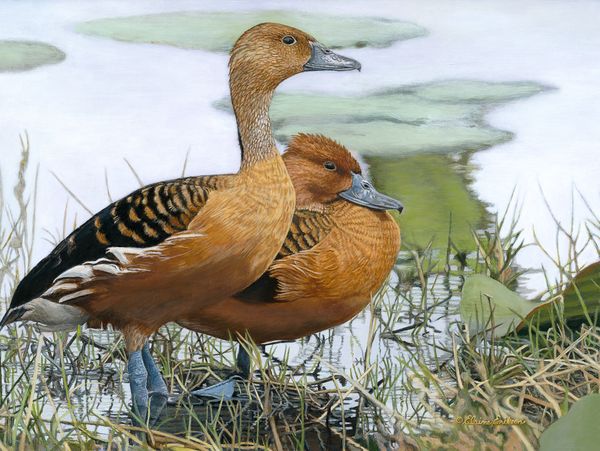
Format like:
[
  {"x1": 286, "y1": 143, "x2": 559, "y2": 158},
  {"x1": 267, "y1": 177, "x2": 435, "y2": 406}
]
[
  {"x1": 177, "y1": 134, "x2": 402, "y2": 397},
  {"x1": 0, "y1": 25, "x2": 361, "y2": 416}
]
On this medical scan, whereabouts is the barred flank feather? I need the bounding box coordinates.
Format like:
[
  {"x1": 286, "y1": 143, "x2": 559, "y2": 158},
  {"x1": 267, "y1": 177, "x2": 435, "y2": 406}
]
[
  {"x1": 5, "y1": 175, "x2": 231, "y2": 316},
  {"x1": 278, "y1": 210, "x2": 333, "y2": 257}
]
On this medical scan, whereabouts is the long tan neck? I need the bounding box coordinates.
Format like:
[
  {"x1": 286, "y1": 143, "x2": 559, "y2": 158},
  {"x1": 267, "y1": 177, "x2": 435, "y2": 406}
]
[{"x1": 230, "y1": 74, "x2": 277, "y2": 169}]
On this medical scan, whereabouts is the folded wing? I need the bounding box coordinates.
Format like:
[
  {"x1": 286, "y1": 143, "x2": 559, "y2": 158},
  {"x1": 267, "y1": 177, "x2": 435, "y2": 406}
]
[{"x1": 3, "y1": 175, "x2": 229, "y2": 323}]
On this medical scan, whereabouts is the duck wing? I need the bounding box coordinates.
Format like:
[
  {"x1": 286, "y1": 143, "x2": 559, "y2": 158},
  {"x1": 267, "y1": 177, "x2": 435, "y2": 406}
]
[
  {"x1": 3, "y1": 175, "x2": 230, "y2": 323},
  {"x1": 236, "y1": 209, "x2": 333, "y2": 302},
  {"x1": 277, "y1": 210, "x2": 334, "y2": 257}
]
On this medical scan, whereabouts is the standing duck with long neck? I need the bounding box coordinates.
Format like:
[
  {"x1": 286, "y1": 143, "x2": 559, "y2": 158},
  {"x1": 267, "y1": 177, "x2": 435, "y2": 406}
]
[{"x1": 0, "y1": 24, "x2": 360, "y2": 416}]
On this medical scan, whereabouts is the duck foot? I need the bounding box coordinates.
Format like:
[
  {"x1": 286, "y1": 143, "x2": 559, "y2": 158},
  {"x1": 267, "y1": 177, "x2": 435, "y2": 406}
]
[
  {"x1": 190, "y1": 375, "x2": 242, "y2": 400},
  {"x1": 190, "y1": 346, "x2": 251, "y2": 400},
  {"x1": 148, "y1": 392, "x2": 167, "y2": 426},
  {"x1": 167, "y1": 346, "x2": 251, "y2": 404}
]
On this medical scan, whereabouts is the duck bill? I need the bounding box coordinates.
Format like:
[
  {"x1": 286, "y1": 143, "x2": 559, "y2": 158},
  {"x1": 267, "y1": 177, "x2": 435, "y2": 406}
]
[
  {"x1": 339, "y1": 172, "x2": 404, "y2": 213},
  {"x1": 303, "y1": 42, "x2": 361, "y2": 72}
]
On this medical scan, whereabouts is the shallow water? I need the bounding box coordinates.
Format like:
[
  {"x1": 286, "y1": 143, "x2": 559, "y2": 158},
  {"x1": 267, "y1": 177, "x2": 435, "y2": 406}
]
[{"x1": 0, "y1": 0, "x2": 599, "y2": 445}]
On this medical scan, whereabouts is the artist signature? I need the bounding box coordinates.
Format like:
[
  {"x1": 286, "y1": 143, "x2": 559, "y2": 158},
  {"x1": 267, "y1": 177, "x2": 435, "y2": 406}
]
[{"x1": 454, "y1": 415, "x2": 527, "y2": 426}]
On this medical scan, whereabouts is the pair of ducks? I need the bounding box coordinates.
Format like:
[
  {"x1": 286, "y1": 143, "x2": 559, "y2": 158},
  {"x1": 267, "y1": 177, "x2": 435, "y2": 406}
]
[{"x1": 1, "y1": 23, "x2": 402, "y2": 415}]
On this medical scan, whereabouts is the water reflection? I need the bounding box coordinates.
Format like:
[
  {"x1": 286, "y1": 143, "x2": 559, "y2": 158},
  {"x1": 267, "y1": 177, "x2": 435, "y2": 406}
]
[{"x1": 368, "y1": 153, "x2": 489, "y2": 252}]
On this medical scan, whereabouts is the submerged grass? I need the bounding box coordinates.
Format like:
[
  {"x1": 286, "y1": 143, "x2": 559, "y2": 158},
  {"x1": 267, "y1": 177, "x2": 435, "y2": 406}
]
[{"x1": 0, "y1": 137, "x2": 598, "y2": 449}]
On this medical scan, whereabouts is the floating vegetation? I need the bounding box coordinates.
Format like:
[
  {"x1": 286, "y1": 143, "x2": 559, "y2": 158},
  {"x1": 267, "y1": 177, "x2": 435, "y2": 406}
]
[
  {"x1": 412, "y1": 80, "x2": 548, "y2": 103},
  {"x1": 216, "y1": 80, "x2": 550, "y2": 156},
  {"x1": 538, "y1": 394, "x2": 600, "y2": 451},
  {"x1": 0, "y1": 40, "x2": 65, "y2": 72},
  {"x1": 75, "y1": 10, "x2": 426, "y2": 52}
]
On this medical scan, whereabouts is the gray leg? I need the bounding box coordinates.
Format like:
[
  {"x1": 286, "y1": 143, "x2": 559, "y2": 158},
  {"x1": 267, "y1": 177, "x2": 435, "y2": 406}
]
[
  {"x1": 236, "y1": 346, "x2": 251, "y2": 378},
  {"x1": 142, "y1": 342, "x2": 168, "y2": 396},
  {"x1": 128, "y1": 350, "x2": 149, "y2": 419}
]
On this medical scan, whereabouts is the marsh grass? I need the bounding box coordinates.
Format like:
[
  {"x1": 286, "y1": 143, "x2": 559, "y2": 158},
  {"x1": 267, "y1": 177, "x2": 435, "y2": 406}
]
[{"x1": 0, "y1": 137, "x2": 598, "y2": 450}]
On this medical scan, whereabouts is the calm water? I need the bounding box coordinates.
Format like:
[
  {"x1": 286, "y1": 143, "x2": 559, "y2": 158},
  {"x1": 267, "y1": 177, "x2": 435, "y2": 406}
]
[{"x1": 0, "y1": 0, "x2": 599, "y2": 443}]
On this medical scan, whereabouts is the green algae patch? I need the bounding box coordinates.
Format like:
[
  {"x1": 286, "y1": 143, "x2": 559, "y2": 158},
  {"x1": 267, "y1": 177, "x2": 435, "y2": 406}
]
[
  {"x1": 215, "y1": 80, "x2": 547, "y2": 156},
  {"x1": 367, "y1": 154, "x2": 488, "y2": 251},
  {"x1": 75, "y1": 11, "x2": 426, "y2": 52},
  {"x1": 412, "y1": 80, "x2": 547, "y2": 103},
  {"x1": 0, "y1": 41, "x2": 65, "y2": 72}
]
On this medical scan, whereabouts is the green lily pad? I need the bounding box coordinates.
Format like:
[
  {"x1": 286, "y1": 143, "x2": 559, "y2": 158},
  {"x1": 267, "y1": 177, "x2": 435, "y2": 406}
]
[
  {"x1": 367, "y1": 155, "x2": 488, "y2": 251},
  {"x1": 461, "y1": 264, "x2": 600, "y2": 337},
  {"x1": 460, "y1": 275, "x2": 552, "y2": 337},
  {"x1": 0, "y1": 40, "x2": 65, "y2": 72},
  {"x1": 75, "y1": 11, "x2": 426, "y2": 52},
  {"x1": 539, "y1": 394, "x2": 600, "y2": 451},
  {"x1": 522, "y1": 261, "x2": 600, "y2": 331},
  {"x1": 215, "y1": 80, "x2": 547, "y2": 155},
  {"x1": 559, "y1": 261, "x2": 600, "y2": 327},
  {"x1": 259, "y1": 92, "x2": 478, "y2": 124}
]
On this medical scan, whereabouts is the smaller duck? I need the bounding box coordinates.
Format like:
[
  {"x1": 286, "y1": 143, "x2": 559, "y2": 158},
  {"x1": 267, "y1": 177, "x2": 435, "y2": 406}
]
[{"x1": 178, "y1": 134, "x2": 402, "y2": 395}]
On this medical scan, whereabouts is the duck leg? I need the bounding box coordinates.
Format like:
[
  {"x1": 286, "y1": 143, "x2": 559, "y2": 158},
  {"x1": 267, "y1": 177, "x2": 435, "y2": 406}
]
[
  {"x1": 190, "y1": 346, "x2": 251, "y2": 400},
  {"x1": 236, "y1": 345, "x2": 251, "y2": 378},
  {"x1": 141, "y1": 342, "x2": 168, "y2": 396},
  {"x1": 141, "y1": 342, "x2": 168, "y2": 426},
  {"x1": 127, "y1": 349, "x2": 149, "y2": 419}
]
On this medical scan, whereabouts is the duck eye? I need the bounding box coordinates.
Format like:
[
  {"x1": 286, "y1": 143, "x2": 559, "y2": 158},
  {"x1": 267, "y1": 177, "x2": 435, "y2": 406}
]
[
  {"x1": 282, "y1": 35, "x2": 296, "y2": 45},
  {"x1": 323, "y1": 161, "x2": 336, "y2": 171}
]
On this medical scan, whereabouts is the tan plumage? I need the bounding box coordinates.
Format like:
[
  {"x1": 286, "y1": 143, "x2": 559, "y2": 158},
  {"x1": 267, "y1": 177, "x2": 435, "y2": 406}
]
[{"x1": 178, "y1": 134, "x2": 402, "y2": 343}]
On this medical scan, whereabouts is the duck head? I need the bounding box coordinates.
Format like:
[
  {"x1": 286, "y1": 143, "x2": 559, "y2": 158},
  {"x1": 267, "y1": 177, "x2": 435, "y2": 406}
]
[
  {"x1": 230, "y1": 23, "x2": 361, "y2": 90},
  {"x1": 284, "y1": 134, "x2": 404, "y2": 213}
]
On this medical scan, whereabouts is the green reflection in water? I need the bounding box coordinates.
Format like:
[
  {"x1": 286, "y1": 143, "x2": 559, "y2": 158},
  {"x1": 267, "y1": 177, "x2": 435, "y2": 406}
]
[
  {"x1": 76, "y1": 11, "x2": 426, "y2": 52},
  {"x1": 367, "y1": 154, "x2": 488, "y2": 251}
]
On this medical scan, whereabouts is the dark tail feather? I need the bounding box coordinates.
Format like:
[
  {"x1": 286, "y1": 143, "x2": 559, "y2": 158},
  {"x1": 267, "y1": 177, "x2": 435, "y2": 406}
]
[{"x1": 0, "y1": 307, "x2": 25, "y2": 328}]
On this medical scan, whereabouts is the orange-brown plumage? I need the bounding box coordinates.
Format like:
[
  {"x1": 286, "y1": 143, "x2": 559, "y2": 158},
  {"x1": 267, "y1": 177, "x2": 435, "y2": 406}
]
[{"x1": 178, "y1": 134, "x2": 402, "y2": 343}]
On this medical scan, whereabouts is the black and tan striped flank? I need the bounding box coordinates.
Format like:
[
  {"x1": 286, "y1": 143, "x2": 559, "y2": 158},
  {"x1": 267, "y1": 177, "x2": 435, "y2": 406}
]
[
  {"x1": 277, "y1": 210, "x2": 333, "y2": 258},
  {"x1": 8, "y1": 175, "x2": 228, "y2": 311}
]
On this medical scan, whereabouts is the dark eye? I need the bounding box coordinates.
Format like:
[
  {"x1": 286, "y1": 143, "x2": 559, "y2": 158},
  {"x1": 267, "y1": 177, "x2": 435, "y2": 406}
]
[
  {"x1": 282, "y1": 35, "x2": 296, "y2": 45},
  {"x1": 324, "y1": 161, "x2": 336, "y2": 171}
]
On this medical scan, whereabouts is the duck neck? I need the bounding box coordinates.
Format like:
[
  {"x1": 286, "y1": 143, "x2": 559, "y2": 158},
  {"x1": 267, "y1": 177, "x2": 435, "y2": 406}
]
[{"x1": 230, "y1": 75, "x2": 277, "y2": 170}]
